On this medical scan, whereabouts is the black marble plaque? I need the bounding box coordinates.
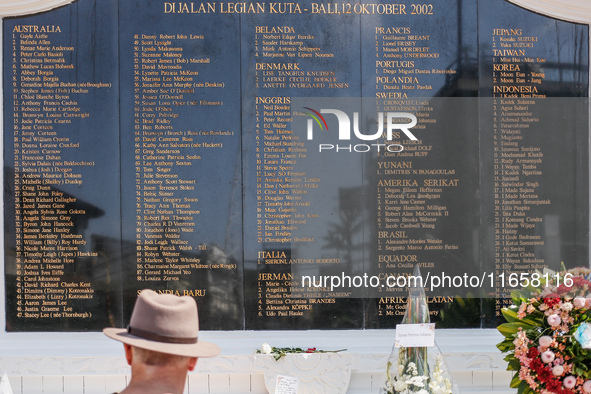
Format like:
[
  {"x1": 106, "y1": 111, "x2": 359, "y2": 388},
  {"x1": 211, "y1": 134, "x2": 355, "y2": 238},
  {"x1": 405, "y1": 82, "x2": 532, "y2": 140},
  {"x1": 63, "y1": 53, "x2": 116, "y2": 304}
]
[
  {"x1": 4, "y1": 0, "x2": 120, "y2": 330},
  {"x1": 117, "y1": 0, "x2": 244, "y2": 330},
  {"x1": 477, "y1": 0, "x2": 589, "y2": 327},
  {"x1": 239, "y1": 1, "x2": 365, "y2": 330}
]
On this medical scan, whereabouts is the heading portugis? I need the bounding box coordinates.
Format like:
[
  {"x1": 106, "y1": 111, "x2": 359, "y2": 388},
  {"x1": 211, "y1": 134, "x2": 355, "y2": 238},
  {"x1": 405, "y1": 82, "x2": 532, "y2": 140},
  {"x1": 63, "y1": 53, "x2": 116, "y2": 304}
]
[{"x1": 164, "y1": 2, "x2": 435, "y2": 15}]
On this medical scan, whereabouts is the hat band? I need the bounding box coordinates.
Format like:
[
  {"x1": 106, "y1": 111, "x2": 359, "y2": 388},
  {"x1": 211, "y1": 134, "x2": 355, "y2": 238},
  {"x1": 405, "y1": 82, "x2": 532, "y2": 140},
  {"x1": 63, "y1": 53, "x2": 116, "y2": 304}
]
[{"x1": 128, "y1": 326, "x2": 198, "y2": 344}]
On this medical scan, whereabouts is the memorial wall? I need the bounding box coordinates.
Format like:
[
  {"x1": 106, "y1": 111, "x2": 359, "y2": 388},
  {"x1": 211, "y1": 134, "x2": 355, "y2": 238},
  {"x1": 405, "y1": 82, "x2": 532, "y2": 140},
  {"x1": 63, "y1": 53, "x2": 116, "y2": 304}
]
[{"x1": 3, "y1": 0, "x2": 589, "y2": 332}]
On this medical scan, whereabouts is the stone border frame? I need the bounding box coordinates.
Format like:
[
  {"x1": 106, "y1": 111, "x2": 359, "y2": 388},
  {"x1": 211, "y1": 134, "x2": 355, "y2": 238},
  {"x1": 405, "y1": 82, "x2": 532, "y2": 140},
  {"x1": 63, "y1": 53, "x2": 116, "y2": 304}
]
[
  {"x1": 507, "y1": 0, "x2": 591, "y2": 24},
  {"x1": 0, "y1": 0, "x2": 76, "y2": 17}
]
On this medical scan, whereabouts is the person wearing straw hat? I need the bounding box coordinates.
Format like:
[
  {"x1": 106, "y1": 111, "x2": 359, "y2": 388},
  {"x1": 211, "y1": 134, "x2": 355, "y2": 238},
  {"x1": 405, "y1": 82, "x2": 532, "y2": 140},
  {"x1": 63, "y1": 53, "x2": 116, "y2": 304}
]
[{"x1": 103, "y1": 289, "x2": 220, "y2": 394}]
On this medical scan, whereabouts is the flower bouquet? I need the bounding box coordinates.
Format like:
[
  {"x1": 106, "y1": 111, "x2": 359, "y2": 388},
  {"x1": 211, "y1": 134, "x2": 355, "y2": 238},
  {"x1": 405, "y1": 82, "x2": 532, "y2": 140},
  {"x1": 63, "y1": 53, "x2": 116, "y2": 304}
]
[
  {"x1": 497, "y1": 266, "x2": 591, "y2": 394},
  {"x1": 255, "y1": 343, "x2": 346, "y2": 361},
  {"x1": 384, "y1": 352, "x2": 453, "y2": 394},
  {"x1": 383, "y1": 266, "x2": 454, "y2": 394}
]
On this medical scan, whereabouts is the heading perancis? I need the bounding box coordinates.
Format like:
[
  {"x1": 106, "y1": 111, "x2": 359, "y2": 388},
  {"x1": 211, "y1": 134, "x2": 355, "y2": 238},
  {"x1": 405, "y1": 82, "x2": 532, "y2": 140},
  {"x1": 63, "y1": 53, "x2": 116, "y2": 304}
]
[{"x1": 164, "y1": 2, "x2": 434, "y2": 15}]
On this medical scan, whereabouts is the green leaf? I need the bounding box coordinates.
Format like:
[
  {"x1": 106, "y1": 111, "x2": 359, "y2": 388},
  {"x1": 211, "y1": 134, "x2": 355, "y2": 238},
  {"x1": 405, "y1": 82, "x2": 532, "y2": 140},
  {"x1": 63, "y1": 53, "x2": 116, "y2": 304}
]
[
  {"x1": 506, "y1": 357, "x2": 521, "y2": 371},
  {"x1": 498, "y1": 322, "x2": 533, "y2": 337},
  {"x1": 517, "y1": 379, "x2": 531, "y2": 394},
  {"x1": 501, "y1": 308, "x2": 520, "y2": 323},
  {"x1": 519, "y1": 317, "x2": 539, "y2": 327},
  {"x1": 510, "y1": 372, "x2": 521, "y2": 388},
  {"x1": 575, "y1": 366, "x2": 588, "y2": 376},
  {"x1": 497, "y1": 338, "x2": 516, "y2": 353},
  {"x1": 510, "y1": 291, "x2": 525, "y2": 305}
]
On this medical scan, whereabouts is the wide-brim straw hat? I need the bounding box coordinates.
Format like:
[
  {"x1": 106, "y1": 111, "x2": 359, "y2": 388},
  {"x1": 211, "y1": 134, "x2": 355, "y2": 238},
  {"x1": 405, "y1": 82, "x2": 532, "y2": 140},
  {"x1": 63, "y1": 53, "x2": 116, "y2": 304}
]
[{"x1": 103, "y1": 289, "x2": 220, "y2": 358}]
